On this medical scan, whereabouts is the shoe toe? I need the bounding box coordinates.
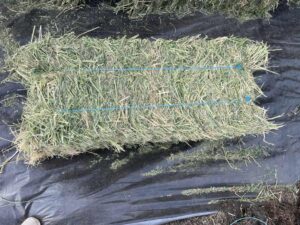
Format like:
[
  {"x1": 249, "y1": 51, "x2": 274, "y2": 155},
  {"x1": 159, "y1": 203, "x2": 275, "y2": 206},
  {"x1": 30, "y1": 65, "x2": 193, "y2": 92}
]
[{"x1": 21, "y1": 217, "x2": 41, "y2": 225}]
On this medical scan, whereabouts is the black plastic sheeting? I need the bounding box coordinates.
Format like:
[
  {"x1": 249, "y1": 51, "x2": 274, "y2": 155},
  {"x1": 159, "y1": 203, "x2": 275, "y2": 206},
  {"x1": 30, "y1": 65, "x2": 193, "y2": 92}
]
[{"x1": 0, "y1": 4, "x2": 300, "y2": 225}]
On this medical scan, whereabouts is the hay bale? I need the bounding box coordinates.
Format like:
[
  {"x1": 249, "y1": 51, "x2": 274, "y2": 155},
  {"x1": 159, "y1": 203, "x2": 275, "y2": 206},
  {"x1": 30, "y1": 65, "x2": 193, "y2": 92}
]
[
  {"x1": 115, "y1": 0, "x2": 278, "y2": 19},
  {"x1": 7, "y1": 33, "x2": 278, "y2": 164}
]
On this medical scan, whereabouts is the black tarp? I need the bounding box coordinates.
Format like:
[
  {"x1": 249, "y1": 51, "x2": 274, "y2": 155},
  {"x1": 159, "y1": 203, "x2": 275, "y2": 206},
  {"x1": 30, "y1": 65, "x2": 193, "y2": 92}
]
[{"x1": 0, "y1": 3, "x2": 300, "y2": 225}]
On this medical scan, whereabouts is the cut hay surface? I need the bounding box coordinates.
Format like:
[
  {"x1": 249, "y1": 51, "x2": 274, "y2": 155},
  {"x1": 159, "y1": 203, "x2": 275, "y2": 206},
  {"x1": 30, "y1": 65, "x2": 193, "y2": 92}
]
[
  {"x1": 115, "y1": 0, "x2": 278, "y2": 20},
  {"x1": 7, "y1": 33, "x2": 278, "y2": 164}
]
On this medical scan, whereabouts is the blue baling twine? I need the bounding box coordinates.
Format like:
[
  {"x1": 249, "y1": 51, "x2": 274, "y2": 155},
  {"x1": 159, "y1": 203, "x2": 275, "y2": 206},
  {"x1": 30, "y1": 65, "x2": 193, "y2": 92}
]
[
  {"x1": 64, "y1": 63, "x2": 244, "y2": 73},
  {"x1": 56, "y1": 63, "x2": 247, "y2": 113},
  {"x1": 230, "y1": 216, "x2": 267, "y2": 225},
  {"x1": 58, "y1": 95, "x2": 252, "y2": 113}
]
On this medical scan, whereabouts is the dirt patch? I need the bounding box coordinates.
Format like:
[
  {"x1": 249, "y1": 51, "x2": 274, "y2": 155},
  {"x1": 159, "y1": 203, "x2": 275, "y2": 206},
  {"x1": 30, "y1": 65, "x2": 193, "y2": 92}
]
[{"x1": 167, "y1": 184, "x2": 300, "y2": 225}]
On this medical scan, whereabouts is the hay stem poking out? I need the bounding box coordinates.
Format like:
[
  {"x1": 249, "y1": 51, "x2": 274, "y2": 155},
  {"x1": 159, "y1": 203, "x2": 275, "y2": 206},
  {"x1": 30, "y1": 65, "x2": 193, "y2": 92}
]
[{"x1": 6, "y1": 33, "x2": 279, "y2": 164}]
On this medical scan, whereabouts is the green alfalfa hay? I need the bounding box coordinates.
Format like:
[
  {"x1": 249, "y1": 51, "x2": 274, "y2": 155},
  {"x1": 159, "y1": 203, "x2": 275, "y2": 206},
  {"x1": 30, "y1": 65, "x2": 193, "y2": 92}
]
[
  {"x1": 115, "y1": 0, "x2": 279, "y2": 20},
  {"x1": 6, "y1": 33, "x2": 279, "y2": 164},
  {"x1": 14, "y1": 0, "x2": 84, "y2": 6},
  {"x1": 1, "y1": 0, "x2": 86, "y2": 13},
  {"x1": 288, "y1": 0, "x2": 300, "y2": 6}
]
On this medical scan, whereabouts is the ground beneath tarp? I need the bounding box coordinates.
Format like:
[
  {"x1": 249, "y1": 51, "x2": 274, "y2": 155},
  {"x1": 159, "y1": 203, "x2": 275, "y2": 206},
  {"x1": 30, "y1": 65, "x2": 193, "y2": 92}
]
[
  {"x1": 168, "y1": 184, "x2": 300, "y2": 225},
  {"x1": 0, "y1": 2, "x2": 300, "y2": 225}
]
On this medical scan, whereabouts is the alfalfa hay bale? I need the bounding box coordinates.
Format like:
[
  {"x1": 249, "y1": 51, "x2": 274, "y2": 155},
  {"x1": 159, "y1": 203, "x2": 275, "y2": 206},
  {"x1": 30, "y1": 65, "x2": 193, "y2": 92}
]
[
  {"x1": 115, "y1": 0, "x2": 279, "y2": 20},
  {"x1": 7, "y1": 33, "x2": 278, "y2": 164}
]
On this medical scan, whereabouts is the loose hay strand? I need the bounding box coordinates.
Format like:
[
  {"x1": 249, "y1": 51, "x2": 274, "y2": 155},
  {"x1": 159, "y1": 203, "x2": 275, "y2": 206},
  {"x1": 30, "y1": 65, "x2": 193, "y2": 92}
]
[{"x1": 6, "y1": 33, "x2": 279, "y2": 164}]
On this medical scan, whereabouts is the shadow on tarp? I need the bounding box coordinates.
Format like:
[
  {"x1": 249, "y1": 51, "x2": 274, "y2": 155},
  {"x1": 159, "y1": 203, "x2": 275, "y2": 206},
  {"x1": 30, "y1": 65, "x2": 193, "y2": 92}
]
[{"x1": 0, "y1": 3, "x2": 300, "y2": 225}]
